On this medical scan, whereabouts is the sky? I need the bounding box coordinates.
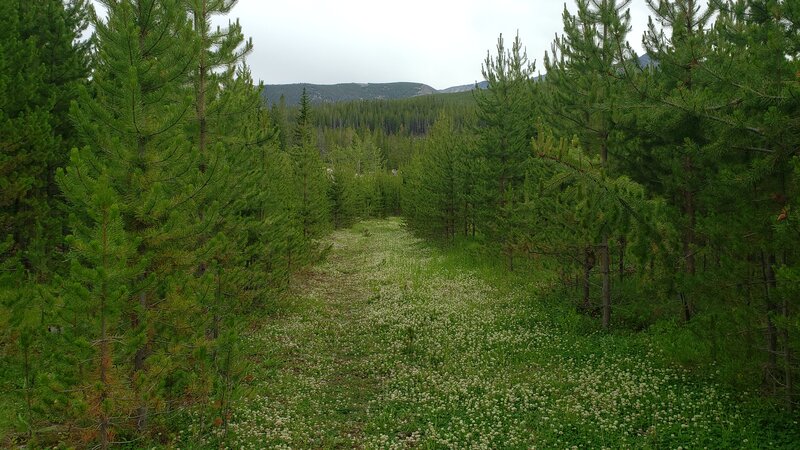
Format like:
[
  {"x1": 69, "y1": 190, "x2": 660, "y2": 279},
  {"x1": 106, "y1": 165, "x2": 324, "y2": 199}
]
[{"x1": 91, "y1": 0, "x2": 657, "y2": 90}]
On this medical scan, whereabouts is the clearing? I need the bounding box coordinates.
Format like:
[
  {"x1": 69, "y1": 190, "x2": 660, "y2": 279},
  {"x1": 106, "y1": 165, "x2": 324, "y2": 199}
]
[{"x1": 188, "y1": 218, "x2": 785, "y2": 449}]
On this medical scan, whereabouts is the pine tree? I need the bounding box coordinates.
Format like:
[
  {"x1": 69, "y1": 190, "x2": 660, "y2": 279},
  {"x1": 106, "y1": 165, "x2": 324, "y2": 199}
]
[
  {"x1": 403, "y1": 112, "x2": 465, "y2": 241},
  {"x1": 270, "y1": 94, "x2": 290, "y2": 151},
  {"x1": 184, "y1": 1, "x2": 256, "y2": 431},
  {"x1": 288, "y1": 88, "x2": 330, "y2": 265},
  {"x1": 58, "y1": 151, "x2": 135, "y2": 448},
  {"x1": 531, "y1": 125, "x2": 665, "y2": 319},
  {"x1": 0, "y1": 0, "x2": 90, "y2": 440},
  {"x1": 626, "y1": 0, "x2": 720, "y2": 322},
  {"x1": 543, "y1": 0, "x2": 637, "y2": 328},
  {"x1": 703, "y1": 0, "x2": 800, "y2": 409},
  {"x1": 63, "y1": 0, "x2": 198, "y2": 437},
  {"x1": 475, "y1": 32, "x2": 537, "y2": 270},
  {"x1": 327, "y1": 146, "x2": 359, "y2": 228},
  {"x1": 0, "y1": 0, "x2": 89, "y2": 268}
]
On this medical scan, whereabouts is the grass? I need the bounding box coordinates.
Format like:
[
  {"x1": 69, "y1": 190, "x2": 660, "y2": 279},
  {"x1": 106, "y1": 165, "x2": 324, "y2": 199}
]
[{"x1": 175, "y1": 217, "x2": 798, "y2": 449}]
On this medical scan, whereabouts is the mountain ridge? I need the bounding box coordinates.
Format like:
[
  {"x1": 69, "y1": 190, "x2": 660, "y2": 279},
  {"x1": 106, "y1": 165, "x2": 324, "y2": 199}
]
[
  {"x1": 263, "y1": 54, "x2": 655, "y2": 105},
  {"x1": 261, "y1": 82, "x2": 442, "y2": 106}
]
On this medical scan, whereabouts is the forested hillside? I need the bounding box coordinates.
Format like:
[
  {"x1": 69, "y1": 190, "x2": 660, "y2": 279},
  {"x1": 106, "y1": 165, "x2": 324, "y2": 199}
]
[
  {"x1": 1, "y1": 0, "x2": 799, "y2": 448},
  {"x1": 261, "y1": 82, "x2": 439, "y2": 105}
]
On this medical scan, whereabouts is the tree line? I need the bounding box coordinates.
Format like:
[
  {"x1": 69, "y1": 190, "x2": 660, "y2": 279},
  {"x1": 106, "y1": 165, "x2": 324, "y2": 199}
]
[
  {"x1": 0, "y1": 1, "x2": 397, "y2": 447},
  {"x1": 402, "y1": 0, "x2": 799, "y2": 411}
]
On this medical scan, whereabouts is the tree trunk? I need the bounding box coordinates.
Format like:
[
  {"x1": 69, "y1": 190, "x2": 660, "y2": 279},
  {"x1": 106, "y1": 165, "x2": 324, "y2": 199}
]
[
  {"x1": 471, "y1": 214, "x2": 476, "y2": 238},
  {"x1": 601, "y1": 236, "x2": 611, "y2": 330},
  {"x1": 583, "y1": 246, "x2": 594, "y2": 311},
  {"x1": 134, "y1": 11, "x2": 150, "y2": 429},
  {"x1": 99, "y1": 210, "x2": 110, "y2": 449},
  {"x1": 681, "y1": 293, "x2": 692, "y2": 324},
  {"x1": 134, "y1": 291, "x2": 148, "y2": 433},
  {"x1": 681, "y1": 173, "x2": 696, "y2": 321},
  {"x1": 618, "y1": 236, "x2": 626, "y2": 282},
  {"x1": 463, "y1": 200, "x2": 469, "y2": 237},
  {"x1": 783, "y1": 294, "x2": 793, "y2": 412},
  {"x1": 761, "y1": 251, "x2": 779, "y2": 394}
]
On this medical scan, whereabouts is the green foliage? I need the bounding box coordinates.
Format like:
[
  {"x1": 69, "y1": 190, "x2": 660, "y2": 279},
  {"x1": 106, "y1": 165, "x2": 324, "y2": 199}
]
[
  {"x1": 397, "y1": 0, "x2": 800, "y2": 415},
  {"x1": 4, "y1": 0, "x2": 800, "y2": 445},
  {"x1": 324, "y1": 132, "x2": 399, "y2": 225},
  {"x1": 0, "y1": 0, "x2": 88, "y2": 266},
  {"x1": 288, "y1": 88, "x2": 331, "y2": 262},
  {"x1": 403, "y1": 112, "x2": 474, "y2": 241},
  {"x1": 473, "y1": 33, "x2": 538, "y2": 268},
  {"x1": 0, "y1": 0, "x2": 90, "y2": 444},
  {"x1": 2, "y1": 0, "x2": 340, "y2": 446},
  {"x1": 313, "y1": 92, "x2": 478, "y2": 169}
]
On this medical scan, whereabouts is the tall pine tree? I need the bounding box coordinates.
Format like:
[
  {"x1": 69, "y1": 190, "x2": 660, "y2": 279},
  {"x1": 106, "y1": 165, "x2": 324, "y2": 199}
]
[
  {"x1": 475, "y1": 32, "x2": 537, "y2": 270},
  {"x1": 61, "y1": 0, "x2": 198, "y2": 438}
]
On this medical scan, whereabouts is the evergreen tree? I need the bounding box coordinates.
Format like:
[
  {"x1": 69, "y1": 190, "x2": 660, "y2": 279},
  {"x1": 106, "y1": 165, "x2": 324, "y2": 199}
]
[
  {"x1": 0, "y1": 0, "x2": 90, "y2": 440},
  {"x1": 626, "y1": 0, "x2": 719, "y2": 322},
  {"x1": 61, "y1": 0, "x2": 198, "y2": 438},
  {"x1": 0, "y1": 0, "x2": 89, "y2": 268},
  {"x1": 543, "y1": 0, "x2": 637, "y2": 328},
  {"x1": 288, "y1": 88, "x2": 330, "y2": 264},
  {"x1": 59, "y1": 153, "x2": 135, "y2": 448},
  {"x1": 403, "y1": 112, "x2": 466, "y2": 241},
  {"x1": 327, "y1": 150, "x2": 359, "y2": 229},
  {"x1": 184, "y1": 1, "x2": 255, "y2": 431},
  {"x1": 703, "y1": 0, "x2": 800, "y2": 408},
  {"x1": 475, "y1": 33, "x2": 537, "y2": 270},
  {"x1": 270, "y1": 94, "x2": 290, "y2": 151}
]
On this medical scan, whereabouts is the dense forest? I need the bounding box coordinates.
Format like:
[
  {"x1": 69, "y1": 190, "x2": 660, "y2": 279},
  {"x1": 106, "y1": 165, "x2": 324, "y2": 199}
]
[{"x1": 1, "y1": 0, "x2": 799, "y2": 448}]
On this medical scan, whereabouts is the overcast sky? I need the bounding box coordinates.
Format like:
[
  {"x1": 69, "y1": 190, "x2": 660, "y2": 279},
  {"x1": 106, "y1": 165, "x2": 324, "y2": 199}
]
[{"x1": 92, "y1": 0, "x2": 656, "y2": 90}]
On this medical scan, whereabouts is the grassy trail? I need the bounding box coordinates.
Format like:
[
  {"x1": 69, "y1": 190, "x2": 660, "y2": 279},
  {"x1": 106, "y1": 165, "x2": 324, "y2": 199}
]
[{"x1": 210, "y1": 218, "x2": 780, "y2": 449}]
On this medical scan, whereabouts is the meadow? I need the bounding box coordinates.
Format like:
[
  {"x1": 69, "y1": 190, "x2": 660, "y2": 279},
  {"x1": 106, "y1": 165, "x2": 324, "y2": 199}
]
[{"x1": 173, "y1": 218, "x2": 797, "y2": 449}]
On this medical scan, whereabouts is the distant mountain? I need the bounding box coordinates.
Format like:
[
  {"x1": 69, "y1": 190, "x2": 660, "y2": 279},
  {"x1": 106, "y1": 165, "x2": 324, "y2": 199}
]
[
  {"x1": 438, "y1": 81, "x2": 489, "y2": 94},
  {"x1": 264, "y1": 54, "x2": 654, "y2": 106},
  {"x1": 637, "y1": 53, "x2": 658, "y2": 69},
  {"x1": 262, "y1": 81, "x2": 493, "y2": 106},
  {"x1": 262, "y1": 82, "x2": 437, "y2": 106}
]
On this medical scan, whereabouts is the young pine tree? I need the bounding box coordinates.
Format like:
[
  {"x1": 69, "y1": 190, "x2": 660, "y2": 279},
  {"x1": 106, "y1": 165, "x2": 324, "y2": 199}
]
[
  {"x1": 287, "y1": 88, "x2": 330, "y2": 265},
  {"x1": 543, "y1": 0, "x2": 637, "y2": 328},
  {"x1": 475, "y1": 32, "x2": 537, "y2": 270},
  {"x1": 632, "y1": 0, "x2": 719, "y2": 322},
  {"x1": 0, "y1": 0, "x2": 90, "y2": 441},
  {"x1": 65, "y1": 0, "x2": 198, "y2": 437},
  {"x1": 404, "y1": 112, "x2": 466, "y2": 242}
]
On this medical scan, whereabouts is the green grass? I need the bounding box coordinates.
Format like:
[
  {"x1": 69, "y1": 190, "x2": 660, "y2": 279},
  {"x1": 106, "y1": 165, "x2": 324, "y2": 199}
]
[{"x1": 175, "y1": 217, "x2": 798, "y2": 449}]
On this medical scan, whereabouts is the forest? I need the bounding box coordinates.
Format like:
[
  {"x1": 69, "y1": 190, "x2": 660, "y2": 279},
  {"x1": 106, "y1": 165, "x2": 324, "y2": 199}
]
[{"x1": 1, "y1": 0, "x2": 799, "y2": 448}]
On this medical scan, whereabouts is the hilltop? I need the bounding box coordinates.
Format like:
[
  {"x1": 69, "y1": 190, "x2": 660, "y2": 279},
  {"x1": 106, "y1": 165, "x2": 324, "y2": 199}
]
[
  {"x1": 262, "y1": 81, "x2": 486, "y2": 105},
  {"x1": 263, "y1": 54, "x2": 655, "y2": 106}
]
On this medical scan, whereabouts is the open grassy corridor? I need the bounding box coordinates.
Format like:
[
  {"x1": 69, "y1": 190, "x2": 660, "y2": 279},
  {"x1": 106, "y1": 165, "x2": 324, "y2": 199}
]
[{"x1": 206, "y1": 218, "x2": 780, "y2": 449}]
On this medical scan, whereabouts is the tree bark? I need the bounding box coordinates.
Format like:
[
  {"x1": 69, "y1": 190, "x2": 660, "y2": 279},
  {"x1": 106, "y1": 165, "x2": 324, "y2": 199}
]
[
  {"x1": 601, "y1": 236, "x2": 611, "y2": 330},
  {"x1": 583, "y1": 246, "x2": 594, "y2": 312},
  {"x1": 761, "y1": 251, "x2": 779, "y2": 394},
  {"x1": 99, "y1": 210, "x2": 110, "y2": 450},
  {"x1": 681, "y1": 158, "x2": 696, "y2": 321},
  {"x1": 618, "y1": 236, "x2": 626, "y2": 282},
  {"x1": 134, "y1": 291, "x2": 148, "y2": 433}
]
